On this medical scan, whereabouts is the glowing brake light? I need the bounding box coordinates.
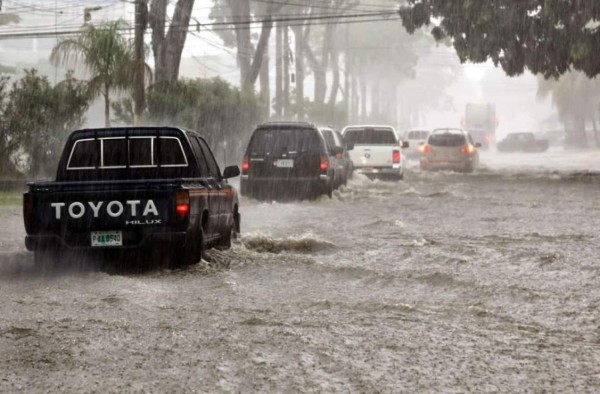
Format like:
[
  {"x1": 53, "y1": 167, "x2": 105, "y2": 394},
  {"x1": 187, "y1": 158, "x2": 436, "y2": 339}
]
[
  {"x1": 241, "y1": 155, "x2": 250, "y2": 173},
  {"x1": 460, "y1": 144, "x2": 475, "y2": 154},
  {"x1": 419, "y1": 145, "x2": 432, "y2": 154},
  {"x1": 392, "y1": 150, "x2": 401, "y2": 164},
  {"x1": 320, "y1": 155, "x2": 329, "y2": 172},
  {"x1": 176, "y1": 190, "x2": 190, "y2": 217}
]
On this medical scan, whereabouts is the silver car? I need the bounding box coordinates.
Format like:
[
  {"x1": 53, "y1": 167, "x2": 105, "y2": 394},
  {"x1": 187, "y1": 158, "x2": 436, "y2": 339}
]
[
  {"x1": 419, "y1": 128, "x2": 481, "y2": 173},
  {"x1": 404, "y1": 129, "x2": 431, "y2": 160}
]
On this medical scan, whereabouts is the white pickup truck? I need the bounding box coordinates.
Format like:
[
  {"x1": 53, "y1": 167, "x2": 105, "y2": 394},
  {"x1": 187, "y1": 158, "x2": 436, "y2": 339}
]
[{"x1": 341, "y1": 125, "x2": 409, "y2": 180}]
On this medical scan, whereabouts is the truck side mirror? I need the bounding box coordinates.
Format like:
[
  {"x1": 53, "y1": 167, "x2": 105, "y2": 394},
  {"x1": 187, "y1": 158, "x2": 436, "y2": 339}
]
[
  {"x1": 475, "y1": 143, "x2": 482, "y2": 148},
  {"x1": 401, "y1": 141, "x2": 410, "y2": 149},
  {"x1": 345, "y1": 141, "x2": 355, "y2": 151},
  {"x1": 223, "y1": 165, "x2": 240, "y2": 179}
]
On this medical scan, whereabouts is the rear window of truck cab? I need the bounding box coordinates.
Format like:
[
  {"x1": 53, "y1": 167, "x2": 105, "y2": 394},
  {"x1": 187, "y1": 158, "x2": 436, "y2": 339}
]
[
  {"x1": 344, "y1": 128, "x2": 397, "y2": 145},
  {"x1": 67, "y1": 136, "x2": 188, "y2": 170}
]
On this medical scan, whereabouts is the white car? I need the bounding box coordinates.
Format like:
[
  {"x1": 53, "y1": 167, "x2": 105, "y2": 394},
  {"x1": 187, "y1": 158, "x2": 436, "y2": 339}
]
[
  {"x1": 341, "y1": 125, "x2": 408, "y2": 180},
  {"x1": 404, "y1": 129, "x2": 431, "y2": 159}
]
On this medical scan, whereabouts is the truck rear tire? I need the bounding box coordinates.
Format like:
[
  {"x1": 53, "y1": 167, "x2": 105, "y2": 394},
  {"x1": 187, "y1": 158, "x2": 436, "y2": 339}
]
[
  {"x1": 169, "y1": 229, "x2": 204, "y2": 269},
  {"x1": 217, "y1": 210, "x2": 240, "y2": 250}
]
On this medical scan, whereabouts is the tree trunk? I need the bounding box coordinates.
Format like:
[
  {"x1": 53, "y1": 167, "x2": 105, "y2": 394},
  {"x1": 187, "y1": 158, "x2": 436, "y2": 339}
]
[
  {"x1": 591, "y1": 114, "x2": 600, "y2": 148},
  {"x1": 229, "y1": 0, "x2": 252, "y2": 88},
  {"x1": 104, "y1": 91, "x2": 111, "y2": 127},
  {"x1": 259, "y1": 48, "x2": 270, "y2": 119},
  {"x1": 275, "y1": 23, "x2": 283, "y2": 118},
  {"x1": 292, "y1": 25, "x2": 304, "y2": 119},
  {"x1": 283, "y1": 26, "x2": 290, "y2": 116},
  {"x1": 360, "y1": 77, "x2": 367, "y2": 123},
  {"x1": 343, "y1": 42, "x2": 350, "y2": 123},
  {"x1": 328, "y1": 45, "x2": 340, "y2": 107},
  {"x1": 350, "y1": 54, "x2": 359, "y2": 124},
  {"x1": 227, "y1": 0, "x2": 274, "y2": 92},
  {"x1": 303, "y1": 22, "x2": 334, "y2": 105},
  {"x1": 371, "y1": 81, "x2": 380, "y2": 120},
  {"x1": 134, "y1": 0, "x2": 148, "y2": 125},
  {"x1": 149, "y1": 0, "x2": 194, "y2": 83},
  {"x1": 246, "y1": 17, "x2": 273, "y2": 92}
]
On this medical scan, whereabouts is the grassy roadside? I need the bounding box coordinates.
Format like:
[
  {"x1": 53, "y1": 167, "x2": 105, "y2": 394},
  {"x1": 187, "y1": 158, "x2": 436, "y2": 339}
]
[{"x1": 0, "y1": 192, "x2": 22, "y2": 206}]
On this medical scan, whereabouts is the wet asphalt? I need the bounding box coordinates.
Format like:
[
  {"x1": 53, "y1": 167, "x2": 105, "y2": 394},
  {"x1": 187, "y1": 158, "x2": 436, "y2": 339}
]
[{"x1": 0, "y1": 150, "x2": 599, "y2": 392}]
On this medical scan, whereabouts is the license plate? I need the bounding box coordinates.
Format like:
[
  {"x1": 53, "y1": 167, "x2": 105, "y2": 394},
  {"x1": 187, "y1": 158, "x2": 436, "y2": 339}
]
[
  {"x1": 275, "y1": 159, "x2": 294, "y2": 168},
  {"x1": 91, "y1": 231, "x2": 123, "y2": 247}
]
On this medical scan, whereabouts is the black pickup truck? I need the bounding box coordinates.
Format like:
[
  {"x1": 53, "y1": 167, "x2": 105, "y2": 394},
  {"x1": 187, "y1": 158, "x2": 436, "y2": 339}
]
[{"x1": 23, "y1": 127, "x2": 240, "y2": 269}]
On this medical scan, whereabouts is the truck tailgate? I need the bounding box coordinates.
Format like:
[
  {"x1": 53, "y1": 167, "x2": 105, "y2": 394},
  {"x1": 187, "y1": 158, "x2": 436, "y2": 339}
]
[
  {"x1": 349, "y1": 146, "x2": 396, "y2": 168},
  {"x1": 25, "y1": 180, "x2": 182, "y2": 247}
]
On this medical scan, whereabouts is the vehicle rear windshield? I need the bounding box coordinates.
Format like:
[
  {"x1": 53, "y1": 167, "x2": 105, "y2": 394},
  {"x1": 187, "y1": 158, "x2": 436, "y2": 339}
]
[
  {"x1": 67, "y1": 136, "x2": 187, "y2": 170},
  {"x1": 249, "y1": 128, "x2": 321, "y2": 155},
  {"x1": 428, "y1": 134, "x2": 467, "y2": 147},
  {"x1": 344, "y1": 128, "x2": 397, "y2": 145}
]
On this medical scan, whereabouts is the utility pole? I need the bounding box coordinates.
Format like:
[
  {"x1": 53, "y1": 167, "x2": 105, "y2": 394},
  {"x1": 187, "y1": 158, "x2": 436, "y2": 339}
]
[{"x1": 134, "y1": 0, "x2": 147, "y2": 126}]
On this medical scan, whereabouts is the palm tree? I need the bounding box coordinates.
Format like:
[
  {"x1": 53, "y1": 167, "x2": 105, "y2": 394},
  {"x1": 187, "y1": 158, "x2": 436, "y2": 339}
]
[{"x1": 51, "y1": 21, "x2": 144, "y2": 127}]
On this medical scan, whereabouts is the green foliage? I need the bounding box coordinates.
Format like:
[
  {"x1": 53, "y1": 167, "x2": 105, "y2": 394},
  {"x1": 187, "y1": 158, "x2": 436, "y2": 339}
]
[
  {"x1": 0, "y1": 191, "x2": 21, "y2": 206},
  {"x1": 399, "y1": 1, "x2": 600, "y2": 78},
  {"x1": 288, "y1": 93, "x2": 347, "y2": 129},
  {"x1": 0, "y1": 64, "x2": 16, "y2": 74},
  {"x1": 0, "y1": 76, "x2": 20, "y2": 177},
  {"x1": 50, "y1": 21, "x2": 138, "y2": 126},
  {"x1": 538, "y1": 72, "x2": 600, "y2": 147},
  {"x1": 0, "y1": 12, "x2": 20, "y2": 26},
  {"x1": 0, "y1": 69, "x2": 89, "y2": 177},
  {"x1": 113, "y1": 77, "x2": 265, "y2": 163}
]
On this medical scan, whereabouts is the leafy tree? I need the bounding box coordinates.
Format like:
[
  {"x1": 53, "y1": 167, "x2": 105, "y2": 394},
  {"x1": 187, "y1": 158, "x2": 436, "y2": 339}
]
[
  {"x1": 112, "y1": 77, "x2": 265, "y2": 163},
  {"x1": 0, "y1": 70, "x2": 89, "y2": 177},
  {"x1": 399, "y1": 1, "x2": 600, "y2": 78},
  {"x1": 0, "y1": 77, "x2": 21, "y2": 176},
  {"x1": 50, "y1": 21, "x2": 136, "y2": 127},
  {"x1": 538, "y1": 72, "x2": 600, "y2": 147}
]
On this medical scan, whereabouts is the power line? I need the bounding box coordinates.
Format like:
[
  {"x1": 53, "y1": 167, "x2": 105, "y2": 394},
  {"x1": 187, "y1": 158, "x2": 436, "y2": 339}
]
[{"x1": 0, "y1": 10, "x2": 399, "y2": 39}]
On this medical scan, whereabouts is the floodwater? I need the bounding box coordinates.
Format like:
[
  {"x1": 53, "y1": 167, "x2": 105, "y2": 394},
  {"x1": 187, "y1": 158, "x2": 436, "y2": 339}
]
[{"x1": 1, "y1": 150, "x2": 599, "y2": 392}]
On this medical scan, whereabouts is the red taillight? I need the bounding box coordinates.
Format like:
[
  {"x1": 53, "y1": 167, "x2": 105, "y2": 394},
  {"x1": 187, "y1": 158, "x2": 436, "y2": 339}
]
[
  {"x1": 176, "y1": 204, "x2": 190, "y2": 216},
  {"x1": 241, "y1": 155, "x2": 250, "y2": 173},
  {"x1": 460, "y1": 144, "x2": 475, "y2": 154},
  {"x1": 176, "y1": 190, "x2": 190, "y2": 217},
  {"x1": 419, "y1": 145, "x2": 432, "y2": 154},
  {"x1": 392, "y1": 150, "x2": 401, "y2": 164},
  {"x1": 320, "y1": 155, "x2": 329, "y2": 172}
]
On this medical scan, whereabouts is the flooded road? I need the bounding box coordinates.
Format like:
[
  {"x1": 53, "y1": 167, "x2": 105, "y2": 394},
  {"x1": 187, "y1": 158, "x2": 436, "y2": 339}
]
[{"x1": 1, "y1": 151, "x2": 599, "y2": 392}]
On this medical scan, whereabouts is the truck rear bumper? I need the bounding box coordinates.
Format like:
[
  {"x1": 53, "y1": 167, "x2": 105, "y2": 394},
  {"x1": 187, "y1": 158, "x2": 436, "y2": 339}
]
[
  {"x1": 25, "y1": 231, "x2": 187, "y2": 252},
  {"x1": 354, "y1": 166, "x2": 403, "y2": 176}
]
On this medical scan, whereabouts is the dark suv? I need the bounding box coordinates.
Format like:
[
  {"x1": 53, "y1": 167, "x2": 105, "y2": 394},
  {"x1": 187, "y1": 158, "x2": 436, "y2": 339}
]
[{"x1": 240, "y1": 122, "x2": 340, "y2": 200}]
